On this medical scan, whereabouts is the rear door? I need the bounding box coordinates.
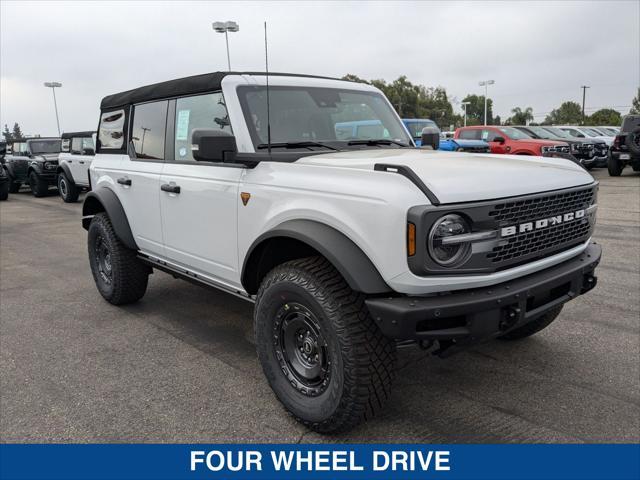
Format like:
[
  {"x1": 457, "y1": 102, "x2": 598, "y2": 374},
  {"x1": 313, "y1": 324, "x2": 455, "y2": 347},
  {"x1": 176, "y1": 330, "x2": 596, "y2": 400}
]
[{"x1": 159, "y1": 92, "x2": 243, "y2": 286}]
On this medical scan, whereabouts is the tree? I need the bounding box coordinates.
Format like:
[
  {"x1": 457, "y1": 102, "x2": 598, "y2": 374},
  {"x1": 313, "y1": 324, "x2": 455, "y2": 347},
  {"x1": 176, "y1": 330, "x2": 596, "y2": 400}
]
[
  {"x1": 507, "y1": 107, "x2": 534, "y2": 125},
  {"x1": 630, "y1": 88, "x2": 640, "y2": 115},
  {"x1": 588, "y1": 108, "x2": 622, "y2": 126},
  {"x1": 11, "y1": 122, "x2": 24, "y2": 140},
  {"x1": 493, "y1": 115, "x2": 502, "y2": 126},
  {"x1": 2, "y1": 124, "x2": 12, "y2": 142},
  {"x1": 461, "y1": 94, "x2": 493, "y2": 126},
  {"x1": 341, "y1": 74, "x2": 369, "y2": 85},
  {"x1": 544, "y1": 101, "x2": 582, "y2": 125}
]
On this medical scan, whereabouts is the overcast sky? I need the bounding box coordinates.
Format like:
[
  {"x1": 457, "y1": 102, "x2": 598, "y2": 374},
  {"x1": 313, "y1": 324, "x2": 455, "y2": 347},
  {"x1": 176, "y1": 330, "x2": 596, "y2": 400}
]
[{"x1": 1, "y1": 0, "x2": 638, "y2": 136}]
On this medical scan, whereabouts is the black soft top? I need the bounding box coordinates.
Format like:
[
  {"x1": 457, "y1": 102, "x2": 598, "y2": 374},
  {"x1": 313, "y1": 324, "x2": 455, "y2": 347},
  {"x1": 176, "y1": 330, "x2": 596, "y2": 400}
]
[
  {"x1": 100, "y1": 71, "x2": 339, "y2": 110},
  {"x1": 61, "y1": 131, "x2": 95, "y2": 139}
]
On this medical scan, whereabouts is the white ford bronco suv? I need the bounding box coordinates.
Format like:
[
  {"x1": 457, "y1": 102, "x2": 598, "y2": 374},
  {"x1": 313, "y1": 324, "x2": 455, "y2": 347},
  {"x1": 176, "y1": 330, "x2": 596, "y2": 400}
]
[
  {"x1": 83, "y1": 72, "x2": 601, "y2": 433},
  {"x1": 57, "y1": 131, "x2": 96, "y2": 202}
]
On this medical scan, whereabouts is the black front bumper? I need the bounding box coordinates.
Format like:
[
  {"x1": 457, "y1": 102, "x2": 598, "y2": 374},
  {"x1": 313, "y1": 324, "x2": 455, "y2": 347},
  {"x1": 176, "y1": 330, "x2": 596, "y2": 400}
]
[{"x1": 366, "y1": 243, "x2": 601, "y2": 355}]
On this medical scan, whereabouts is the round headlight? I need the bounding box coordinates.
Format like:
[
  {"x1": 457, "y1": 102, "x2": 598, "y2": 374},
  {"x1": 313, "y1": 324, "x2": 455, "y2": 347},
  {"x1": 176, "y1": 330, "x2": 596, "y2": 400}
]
[{"x1": 428, "y1": 214, "x2": 472, "y2": 267}]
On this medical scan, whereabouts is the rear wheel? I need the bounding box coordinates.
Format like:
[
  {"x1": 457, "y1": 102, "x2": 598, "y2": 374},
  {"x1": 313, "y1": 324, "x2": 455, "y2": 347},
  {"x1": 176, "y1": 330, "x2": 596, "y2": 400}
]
[
  {"x1": 28, "y1": 171, "x2": 49, "y2": 197},
  {"x1": 58, "y1": 172, "x2": 80, "y2": 202},
  {"x1": 499, "y1": 305, "x2": 563, "y2": 341},
  {"x1": 0, "y1": 181, "x2": 8, "y2": 200},
  {"x1": 608, "y1": 154, "x2": 624, "y2": 176},
  {"x1": 254, "y1": 256, "x2": 397, "y2": 433},
  {"x1": 88, "y1": 213, "x2": 150, "y2": 305}
]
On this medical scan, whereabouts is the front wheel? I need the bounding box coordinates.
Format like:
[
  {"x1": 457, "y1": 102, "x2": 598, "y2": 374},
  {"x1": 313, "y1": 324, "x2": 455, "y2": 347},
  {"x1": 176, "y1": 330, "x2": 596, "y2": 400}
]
[
  {"x1": 254, "y1": 256, "x2": 397, "y2": 433},
  {"x1": 58, "y1": 172, "x2": 80, "y2": 202},
  {"x1": 88, "y1": 213, "x2": 150, "y2": 305},
  {"x1": 28, "y1": 171, "x2": 49, "y2": 197}
]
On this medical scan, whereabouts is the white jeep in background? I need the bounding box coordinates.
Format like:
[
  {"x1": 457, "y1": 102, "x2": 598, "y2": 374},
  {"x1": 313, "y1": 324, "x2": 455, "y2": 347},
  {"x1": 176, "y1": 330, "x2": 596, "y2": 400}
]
[
  {"x1": 57, "y1": 131, "x2": 96, "y2": 202},
  {"x1": 82, "y1": 72, "x2": 601, "y2": 433}
]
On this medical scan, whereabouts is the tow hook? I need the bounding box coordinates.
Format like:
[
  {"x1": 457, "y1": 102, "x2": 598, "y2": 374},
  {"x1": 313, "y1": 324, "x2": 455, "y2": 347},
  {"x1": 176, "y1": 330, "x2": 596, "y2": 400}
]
[
  {"x1": 581, "y1": 275, "x2": 598, "y2": 294},
  {"x1": 499, "y1": 306, "x2": 521, "y2": 331}
]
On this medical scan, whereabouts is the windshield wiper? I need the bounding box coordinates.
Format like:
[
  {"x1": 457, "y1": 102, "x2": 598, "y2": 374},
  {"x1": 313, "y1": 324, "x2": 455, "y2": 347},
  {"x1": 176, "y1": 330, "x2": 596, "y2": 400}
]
[
  {"x1": 346, "y1": 139, "x2": 410, "y2": 147},
  {"x1": 256, "y1": 141, "x2": 338, "y2": 151}
]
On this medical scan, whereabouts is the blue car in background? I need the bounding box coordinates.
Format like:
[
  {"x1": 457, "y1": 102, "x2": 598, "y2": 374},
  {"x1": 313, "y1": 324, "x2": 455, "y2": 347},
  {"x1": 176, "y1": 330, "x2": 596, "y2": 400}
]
[
  {"x1": 402, "y1": 119, "x2": 438, "y2": 146},
  {"x1": 402, "y1": 119, "x2": 490, "y2": 152},
  {"x1": 439, "y1": 131, "x2": 491, "y2": 153}
]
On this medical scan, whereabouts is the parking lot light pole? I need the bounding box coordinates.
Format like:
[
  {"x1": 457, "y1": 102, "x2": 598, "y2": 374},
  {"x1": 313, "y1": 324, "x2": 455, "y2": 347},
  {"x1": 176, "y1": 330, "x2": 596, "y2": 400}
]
[
  {"x1": 212, "y1": 21, "x2": 239, "y2": 70},
  {"x1": 44, "y1": 82, "x2": 62, "y2": 136},
  {"x1": 461, "y1": 101, "x2": 470, "y2": 127},
  {"x1": 478, "y1": 80, "x2": 495, "y2": 125},
  {"x1": 581, "y1": 85, "x2": 590, "y2": 125}
]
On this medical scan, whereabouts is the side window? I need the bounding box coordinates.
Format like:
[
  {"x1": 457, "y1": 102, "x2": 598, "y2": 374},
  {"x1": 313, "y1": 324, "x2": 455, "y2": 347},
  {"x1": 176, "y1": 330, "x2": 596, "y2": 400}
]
[
  {"x1": 71, "y1": 137, "x2": 83, "y2": 154},
  {"x1": 99, "y1": 109, "x2": 126, "y2": 149},
  {"x1": 459, "y1": 129, "x2": 480, "y2": 140},
  {"x1": 482, "y1": 129, "x2": 500, "y2": 141},
  {"x1": 131, "y1": 101, "x2": 168, "y2": 160},
  {"x1": 82, "y1": 137, "x2": 95, "y2": 155},
  {"x1": 173, "y1": 92, "x2": 230, "y2": 161}
]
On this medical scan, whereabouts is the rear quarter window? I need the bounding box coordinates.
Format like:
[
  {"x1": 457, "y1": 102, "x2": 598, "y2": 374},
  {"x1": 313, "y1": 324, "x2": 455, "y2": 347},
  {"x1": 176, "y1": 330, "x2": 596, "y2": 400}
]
[{"x1": 98, "y1": 109, "x2": 126, "y2": 150}]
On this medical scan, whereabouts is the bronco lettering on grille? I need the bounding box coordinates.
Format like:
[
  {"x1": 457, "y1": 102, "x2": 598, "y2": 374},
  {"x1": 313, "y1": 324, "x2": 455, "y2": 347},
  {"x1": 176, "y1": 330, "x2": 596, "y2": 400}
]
[{"x1": 501, "y1": 209, "x2": 586, "y2": 237}]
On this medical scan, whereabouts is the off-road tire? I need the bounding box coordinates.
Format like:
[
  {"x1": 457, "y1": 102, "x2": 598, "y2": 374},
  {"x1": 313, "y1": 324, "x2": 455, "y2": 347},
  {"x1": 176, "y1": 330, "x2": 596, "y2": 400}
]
[
  {"x1": 0, "y1": 181, "x2": 8, "y2": 200},
  {"x1": 58, "y1": 172, "x2": 80, "y2": 203},
  {"x1": 498, "y1": 305, "x2": 563, "y2": 341},
  {"x1": 625, "y1": 128, "x2": 640, "y2": 156},
  {"x1": 608, "y1": 153, "x2": 624, "y2": 176},
  {"x1": 28, "y1": 171, "x2": 49, "y2": 197},
  {"x1": 8, "y1": 176, "x2": 20, "y2": 193},
  {"x1": 632, "y1": 164, "x2": 640, "y2": 172},
  {"x1": 254, "y1": 256, "x2": 397, "y2": 433},
  {"x1": 87, "y1": 213, "x2": 150, "y2": 305}
]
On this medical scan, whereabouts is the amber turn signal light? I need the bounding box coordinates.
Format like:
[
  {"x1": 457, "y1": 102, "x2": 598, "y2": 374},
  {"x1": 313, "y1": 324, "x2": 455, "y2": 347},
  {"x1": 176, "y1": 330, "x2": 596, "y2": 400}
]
[{"x1": 407, "y1": 222, "x2": 416, "y2": 257}]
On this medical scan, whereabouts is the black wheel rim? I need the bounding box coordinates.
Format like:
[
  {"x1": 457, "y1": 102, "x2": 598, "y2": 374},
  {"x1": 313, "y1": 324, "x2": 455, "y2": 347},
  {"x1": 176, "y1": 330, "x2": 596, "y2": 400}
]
[
  {"x1": 59, "y1": 177, "x2": 67, "y2": 197},
  {"x1": 274, "y1": 302, "x2": 330, "y2": 396},
  {"x1": 94, "y1": 234, "x2": 113, "y2": 285}
]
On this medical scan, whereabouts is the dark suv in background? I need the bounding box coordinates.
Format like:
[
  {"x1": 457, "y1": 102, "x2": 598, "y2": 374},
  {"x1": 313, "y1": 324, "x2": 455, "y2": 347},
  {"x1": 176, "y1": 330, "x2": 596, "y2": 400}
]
[
  {"x1": 4, "y1": 137, "x2": 62, "y2": 196},
  {"x1": 608, "y1": 115, "x2": 640, "y2": 176},
  {"x1": 513, "y1": 125, "x2": 602, "y2": 169}
]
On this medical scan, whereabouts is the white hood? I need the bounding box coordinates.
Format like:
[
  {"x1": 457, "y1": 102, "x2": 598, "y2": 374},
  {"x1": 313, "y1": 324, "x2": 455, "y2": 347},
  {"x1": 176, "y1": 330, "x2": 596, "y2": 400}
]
[{"x1": 296, "y1": 149, "x2": 595, "y2": 204}]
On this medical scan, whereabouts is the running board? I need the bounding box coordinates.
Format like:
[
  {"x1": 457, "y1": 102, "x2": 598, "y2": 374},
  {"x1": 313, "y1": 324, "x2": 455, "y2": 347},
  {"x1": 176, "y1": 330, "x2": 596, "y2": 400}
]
[{"x1": 137, "y1": 254, "x2": 255, "y2": 303}]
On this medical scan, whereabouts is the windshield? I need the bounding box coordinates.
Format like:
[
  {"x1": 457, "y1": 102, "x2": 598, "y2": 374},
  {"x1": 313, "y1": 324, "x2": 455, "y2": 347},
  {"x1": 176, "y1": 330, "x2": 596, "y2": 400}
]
[
  {"x1": 581, "y1": 128, "x2": 602, "y2": 137},
  {"x1": 28, "y1": 139, "x2": 61, "y2": 154},
  {"x1": 499, "y1": 126, "x2": 531, "y2": 140},
  {"x1": 543, "y1": 127, "x2": 571, "y2": 139},
  {"x1": 404, "y1": 120, "x2": 438, "y2": 139},
  {"x1": 525, "y1": 126, "x2": 554, "y2": 139},
  {"x1": 237, "y1": 86, "x2": 412, "y2": 149}
]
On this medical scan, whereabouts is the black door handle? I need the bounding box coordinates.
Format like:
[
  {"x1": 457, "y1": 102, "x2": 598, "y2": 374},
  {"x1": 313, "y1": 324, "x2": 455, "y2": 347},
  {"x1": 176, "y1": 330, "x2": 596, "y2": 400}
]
[
  {"x1": 79, "y1": 161, "x2": 85, "y2": 165},
  {"x1": 161, "y1": 183, "x2": 180, "y2": 194},
  {"x1": 117, "y1": 177, "x2": 131, "y2": 186}
]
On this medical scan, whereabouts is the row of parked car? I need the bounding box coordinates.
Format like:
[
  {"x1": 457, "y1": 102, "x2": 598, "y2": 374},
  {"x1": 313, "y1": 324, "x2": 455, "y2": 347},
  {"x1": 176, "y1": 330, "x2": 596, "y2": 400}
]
[{"x1": 0, "y1": 116, "x2": 638, "y2": 203}]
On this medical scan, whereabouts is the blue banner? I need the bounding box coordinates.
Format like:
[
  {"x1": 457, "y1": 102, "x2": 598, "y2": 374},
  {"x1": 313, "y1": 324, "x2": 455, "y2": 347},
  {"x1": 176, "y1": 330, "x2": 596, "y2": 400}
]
[{"x1": 1, "y1": 444, "x2": 638, "y2": 480}]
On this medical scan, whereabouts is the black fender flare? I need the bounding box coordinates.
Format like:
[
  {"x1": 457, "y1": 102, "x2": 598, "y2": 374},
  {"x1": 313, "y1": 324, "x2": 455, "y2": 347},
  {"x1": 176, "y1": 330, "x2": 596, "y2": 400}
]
[
  {"x1": 82, "y1": 187, "x2": 137, "y2": 250},
  {"x1": 57, "y1": 163, "x2": 75, "y2": 186},
  {"x1": 242, "y1": 219, "x2": 391, "y2": 295}
]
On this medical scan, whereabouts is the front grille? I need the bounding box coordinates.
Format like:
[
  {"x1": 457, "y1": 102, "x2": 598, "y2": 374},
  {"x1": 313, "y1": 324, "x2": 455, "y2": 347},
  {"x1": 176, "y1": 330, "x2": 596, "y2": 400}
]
[
  {"x1": 486, "y1": 185, "x2": 596, "y2": 266},
  {"x1": 595, "y1": 144, "x2": 608, "y2": 155},
  {"x1": 488, "y1": 186, "x2": 596, "y2": 224},
  {"x1": 487, "y1": 219, "x2": 591, "y2": 263},
  {"x1": 556, "y1": 145, "x2": 570, "y2": 153}
]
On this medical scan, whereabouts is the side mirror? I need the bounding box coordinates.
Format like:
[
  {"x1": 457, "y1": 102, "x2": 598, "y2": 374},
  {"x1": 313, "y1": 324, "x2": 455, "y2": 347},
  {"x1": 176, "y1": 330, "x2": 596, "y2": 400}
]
[
  {"x1": 420, "y1": 126, "x2": 440, "y2": 150},
  {"x1": 493, "y1": 136, "x2": 506, "y2": 144},
  {"x1": 191, "y1": 129, "x2": 237, "y2": 162}
]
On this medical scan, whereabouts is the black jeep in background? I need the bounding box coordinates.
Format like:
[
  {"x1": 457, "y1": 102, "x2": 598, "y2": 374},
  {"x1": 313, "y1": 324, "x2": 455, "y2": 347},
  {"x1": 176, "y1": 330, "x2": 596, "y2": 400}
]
[
  {"x1": 4, "y1": 137, "x2": 62, "y2": 196},
  {"x1": 609, "y1": 115, "x2": 640, "y2": 176}
]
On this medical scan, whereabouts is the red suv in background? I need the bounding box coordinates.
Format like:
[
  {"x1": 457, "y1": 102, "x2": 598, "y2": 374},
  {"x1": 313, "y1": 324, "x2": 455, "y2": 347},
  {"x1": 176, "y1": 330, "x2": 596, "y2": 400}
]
[{"x1": 455, "y1": 126, "x2": 570, "y2": 155}]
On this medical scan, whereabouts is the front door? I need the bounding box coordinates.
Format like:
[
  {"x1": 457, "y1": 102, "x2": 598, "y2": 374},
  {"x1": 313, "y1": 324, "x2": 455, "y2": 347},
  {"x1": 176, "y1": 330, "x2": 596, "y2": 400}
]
[{"x1": 159, "y1": 92, "x2": 243, "y2": 286}]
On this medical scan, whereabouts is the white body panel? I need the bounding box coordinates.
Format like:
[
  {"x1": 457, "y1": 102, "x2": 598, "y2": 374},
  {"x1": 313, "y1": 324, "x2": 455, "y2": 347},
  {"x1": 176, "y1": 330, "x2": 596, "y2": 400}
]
[
  {"x1": 559, "y1": 126, "x2": 614, "y2": 146},
  {"x1": 90, "y1": 74, "x2": 597, "y2": 297},
  {"x1": 58, "y1": 152, "x2": 94, "y2": 186}
]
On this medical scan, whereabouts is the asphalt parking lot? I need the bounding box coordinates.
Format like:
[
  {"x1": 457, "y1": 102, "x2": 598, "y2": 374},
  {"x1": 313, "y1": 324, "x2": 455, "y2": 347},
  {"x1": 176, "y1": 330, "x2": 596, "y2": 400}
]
[{"x1": 1, "y1": 168, "x2": 638, "y2": 443}]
